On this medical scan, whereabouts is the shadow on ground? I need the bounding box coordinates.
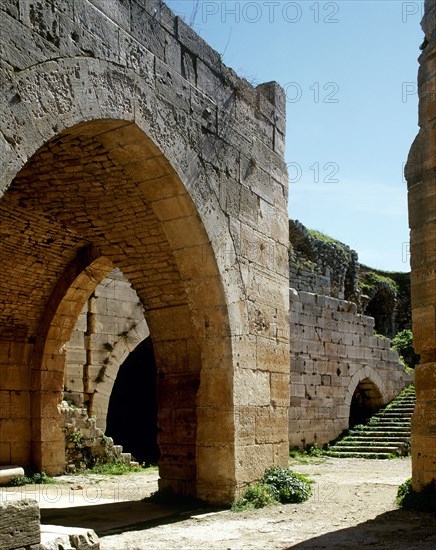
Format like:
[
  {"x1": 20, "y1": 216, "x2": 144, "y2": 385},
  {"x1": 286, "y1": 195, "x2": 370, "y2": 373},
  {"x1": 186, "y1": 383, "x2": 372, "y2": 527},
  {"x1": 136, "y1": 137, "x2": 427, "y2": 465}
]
[
  {"x1": 288, "y1": 509, "x2": 436, "y2": 549},
  {"x1": 41, "y1": 499, "x2": 220, "y2": 537}
]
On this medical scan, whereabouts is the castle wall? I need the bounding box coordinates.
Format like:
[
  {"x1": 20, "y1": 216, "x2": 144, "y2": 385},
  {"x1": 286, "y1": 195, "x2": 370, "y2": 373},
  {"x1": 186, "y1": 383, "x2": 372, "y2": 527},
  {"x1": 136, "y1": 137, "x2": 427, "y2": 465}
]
[
  {"x1": 289, "y1": 288, "x2": 412, "y2": 448},
  {"x1": 0, "y1": 0, "x2": 289, "y2": 504}
]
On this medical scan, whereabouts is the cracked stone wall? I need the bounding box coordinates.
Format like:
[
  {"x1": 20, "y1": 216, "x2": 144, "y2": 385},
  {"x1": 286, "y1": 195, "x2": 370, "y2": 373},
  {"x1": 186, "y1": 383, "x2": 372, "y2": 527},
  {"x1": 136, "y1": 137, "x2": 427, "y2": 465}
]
[
  {"x1": 406, "y1": 0, "x2": 436, "y2": 492},
  {"x1": 0, "y1": 0, "x2": 289, "y2": 504}
]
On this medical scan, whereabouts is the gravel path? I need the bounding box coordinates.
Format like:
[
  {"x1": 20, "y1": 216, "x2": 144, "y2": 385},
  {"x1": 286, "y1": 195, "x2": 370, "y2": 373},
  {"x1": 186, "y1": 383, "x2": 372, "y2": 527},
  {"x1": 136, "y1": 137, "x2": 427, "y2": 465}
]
[{"x1": 97, "y1": 456, "x2": 436, "y2": 549}]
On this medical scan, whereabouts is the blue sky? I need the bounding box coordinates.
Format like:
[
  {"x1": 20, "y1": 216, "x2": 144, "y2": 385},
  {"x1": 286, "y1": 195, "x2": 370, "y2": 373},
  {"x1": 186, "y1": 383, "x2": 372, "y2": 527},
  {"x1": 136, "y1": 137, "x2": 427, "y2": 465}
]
[{"x1": 166, "y1": 0, "x2": 424, "y2": 272}]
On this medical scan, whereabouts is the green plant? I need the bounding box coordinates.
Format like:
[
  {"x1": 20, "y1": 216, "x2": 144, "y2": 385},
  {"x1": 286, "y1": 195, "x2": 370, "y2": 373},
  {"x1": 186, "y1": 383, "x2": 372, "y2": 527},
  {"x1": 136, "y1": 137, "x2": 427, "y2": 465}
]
[
  {"x1": 8, "y1": 470, "x2": 55, "y2": 487},
  {"x1": 307, "y1": 443, "x2": 325, "y2": 457},
  {"x1": 86, "y1": 461, "x2": 149, "y2": 476},
  {"x1": 397, "y1": 478, "x2": 436, "y2": 512},
  {"x1": 232, "y1": 482, "x2": 279, "y2": 511},
  {"x1": 68, "y1": 430, "x2": 84, "y2": 449},
  {"x1": 262, "y1": 467, "x2": 313, "y2": 504},
  {"x1": 307, "y1": 229, "x2": 347, "y2": 251},
  {"x1": 392, "y1": 329, "x2": 420, "y2": 369},
  {"x1": 232, "y1": 467, "x2": 313, "y2": 512}
]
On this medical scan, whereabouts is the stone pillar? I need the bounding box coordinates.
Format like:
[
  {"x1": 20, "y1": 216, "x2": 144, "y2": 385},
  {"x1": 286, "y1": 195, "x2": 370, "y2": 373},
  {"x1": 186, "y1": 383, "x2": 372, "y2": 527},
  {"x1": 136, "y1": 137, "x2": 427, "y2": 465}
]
[
  {"x1": 406, "y1": 0, "x2": 436, "y2": 491},
  {"x1": 0, "y1": 341, "x2": 32, "y2": 467}
]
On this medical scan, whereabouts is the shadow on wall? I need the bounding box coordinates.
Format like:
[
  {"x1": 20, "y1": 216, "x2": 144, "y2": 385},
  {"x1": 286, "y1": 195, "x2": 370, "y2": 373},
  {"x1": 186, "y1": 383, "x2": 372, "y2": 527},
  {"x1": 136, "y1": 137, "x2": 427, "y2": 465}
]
[{"x1": 106, "y1": 337, "x2": 159, "y2": 464}]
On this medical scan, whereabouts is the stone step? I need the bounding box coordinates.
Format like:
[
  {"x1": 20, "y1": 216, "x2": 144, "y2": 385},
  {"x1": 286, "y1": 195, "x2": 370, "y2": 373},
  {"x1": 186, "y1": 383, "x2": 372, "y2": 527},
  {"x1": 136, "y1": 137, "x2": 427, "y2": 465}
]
[
  {"x1": 331, "y1": 445, "x2": 401, "y2": 453},
  {"x1": 121, "y1": 452, "x2": 132, "y2": 463},
  {"x1": 340, "y1": 438, "x2": 409, "y2": 445},
  {"x1": 112, "y1": 445, "x2": 123, "y2": 455},
  {"x1": 377, "y1": 412, "x2": 414, "y2": 418},
  {"x1": 328, "y1": 385, "x2": 415, "y2": 458},
  {"x1": 326, "y1": 451, "x2": 394, "y2": 459}
]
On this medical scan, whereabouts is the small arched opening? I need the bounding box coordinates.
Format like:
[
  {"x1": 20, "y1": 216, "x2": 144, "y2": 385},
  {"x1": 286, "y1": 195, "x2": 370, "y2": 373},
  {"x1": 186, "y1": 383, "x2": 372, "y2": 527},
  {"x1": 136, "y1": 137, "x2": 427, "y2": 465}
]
[{"x1": 349, "y1": 377, "x2": 384, "y2": 428}]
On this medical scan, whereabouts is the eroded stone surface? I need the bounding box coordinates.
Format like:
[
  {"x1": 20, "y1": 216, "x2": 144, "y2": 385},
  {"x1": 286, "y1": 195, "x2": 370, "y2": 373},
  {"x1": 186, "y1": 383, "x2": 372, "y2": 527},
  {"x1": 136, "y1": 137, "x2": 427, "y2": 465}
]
[
  {"x1": 40, "y1": 525, "x2": 99, "y2": 550},
  {"x1": 406, "y1": 0, "x2": 436, "y2": 491},
  {"x1": 0, "y1": 0, "x2": 288, "y2": 504},
  {"x1": 0, "y1": 499, "x2": 40, "y2": 550}
]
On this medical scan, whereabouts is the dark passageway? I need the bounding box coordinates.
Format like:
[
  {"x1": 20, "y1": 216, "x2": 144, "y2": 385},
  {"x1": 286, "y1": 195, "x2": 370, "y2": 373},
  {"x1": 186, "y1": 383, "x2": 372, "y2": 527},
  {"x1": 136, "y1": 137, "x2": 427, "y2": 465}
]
[{"x1": 106, "y1": 338, "x2": 159, "y2": 464}]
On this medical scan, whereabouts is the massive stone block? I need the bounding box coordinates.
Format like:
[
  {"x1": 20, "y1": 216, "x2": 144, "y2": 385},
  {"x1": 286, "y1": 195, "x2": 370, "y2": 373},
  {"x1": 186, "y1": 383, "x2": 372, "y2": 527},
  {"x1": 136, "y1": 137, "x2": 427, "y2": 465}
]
[
  {"x1": 405, "y1": 0, "x2": 436, "y2": 491},
  {"x1": 0, "y1": 499, "x2": 40, "y2": 550},
  {"x1": 0, "y1": 0, "x2": 289, "y2": 503}
]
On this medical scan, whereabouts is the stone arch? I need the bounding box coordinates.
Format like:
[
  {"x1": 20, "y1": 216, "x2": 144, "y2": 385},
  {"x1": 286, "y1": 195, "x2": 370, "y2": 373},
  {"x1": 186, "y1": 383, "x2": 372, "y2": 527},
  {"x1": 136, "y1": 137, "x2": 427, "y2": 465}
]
[
  {"x1": 64, "y1": 268, "x2": 152, "y2": 433},
  {"x1": 346, "y1": 367, "x2": 386, "y2": 428},
  {"x1": 0, "y1": 114, "x2": 236, "y2": 502},
  {"x1": 90, "y1": 316, "x2": 150, "y2": 433},
  {"x1": 0, "y1": 14, "x2": 290, "y2": 503}
]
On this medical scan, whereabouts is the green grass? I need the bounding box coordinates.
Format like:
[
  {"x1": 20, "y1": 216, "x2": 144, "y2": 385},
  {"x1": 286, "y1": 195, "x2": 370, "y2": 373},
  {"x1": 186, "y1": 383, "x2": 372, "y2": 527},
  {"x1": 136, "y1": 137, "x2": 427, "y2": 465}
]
[
  {"x1": 307, "y1": 229, "x2": 347, "y2": 250},
  {"x1": 83, "y1": 462, "x2": 157, "y2": 476},
  {"x1": 358, "y1": 271, "x2": 398, "y2": 295},
  {"x1": 289, "y1": 444, "x2": 328, "y2": 464}
]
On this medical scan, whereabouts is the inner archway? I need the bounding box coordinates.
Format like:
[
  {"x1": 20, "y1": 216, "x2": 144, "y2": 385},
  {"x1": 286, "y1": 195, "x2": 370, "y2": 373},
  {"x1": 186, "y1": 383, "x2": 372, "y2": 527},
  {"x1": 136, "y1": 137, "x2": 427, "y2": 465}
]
[
  {"x1": 106, "y1": 337, "x2": 159, "y2": 465},
  {"x1": 349, "y1": 378, "x2": 384, "y2": 428},
  {"x1": 0, "y1": 118, "x2": 235, "y2": 501}
]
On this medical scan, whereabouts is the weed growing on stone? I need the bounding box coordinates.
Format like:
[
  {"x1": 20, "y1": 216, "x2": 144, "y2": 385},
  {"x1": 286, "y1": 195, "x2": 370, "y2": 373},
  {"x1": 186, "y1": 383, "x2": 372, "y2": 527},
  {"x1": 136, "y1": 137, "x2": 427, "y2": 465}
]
[
  {"x1": 397, "y1": 478, "x2": 436, "y2": 512},
  {"x1": 232, "y1": 467, "x2": 313, "y2": 512}
]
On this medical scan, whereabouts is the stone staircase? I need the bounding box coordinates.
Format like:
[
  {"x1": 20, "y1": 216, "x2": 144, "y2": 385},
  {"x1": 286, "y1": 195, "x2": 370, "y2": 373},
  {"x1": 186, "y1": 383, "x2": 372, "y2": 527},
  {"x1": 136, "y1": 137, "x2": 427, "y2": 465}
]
[
  {"x1": 62, "y1": 401, "x2": 137, "y2": 471},
  {"x1": 326, "y1": 385, "x2": 416, "y2": 459}
]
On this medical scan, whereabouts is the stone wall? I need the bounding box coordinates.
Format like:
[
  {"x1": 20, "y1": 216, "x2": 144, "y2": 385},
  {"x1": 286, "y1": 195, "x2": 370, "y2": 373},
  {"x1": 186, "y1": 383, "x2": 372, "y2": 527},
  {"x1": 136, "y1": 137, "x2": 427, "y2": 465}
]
[
  {"x1": 0, "y1": 0, "x2": 289, "y2": 504},
  {"x1": 65, "y1": 269, "x2": 149, "y2": 432},
  {"x1": 289, "y1": 288, "x2": 412, "y2": 448},
  {"x1": 290, "y1": 219, "x2": 412, "y2": 338},
  {"x1": 406, "y1": 0, "x2": 436, "y2": 492},
  {"x1": 63, "y1": 235, "x2": 412, "y2": 457}
]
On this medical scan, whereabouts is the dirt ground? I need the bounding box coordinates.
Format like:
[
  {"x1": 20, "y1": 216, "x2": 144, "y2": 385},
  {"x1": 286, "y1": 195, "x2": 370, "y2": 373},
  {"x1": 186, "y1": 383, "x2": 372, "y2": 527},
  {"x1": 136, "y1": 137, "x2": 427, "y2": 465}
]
[
  {"x1": 98, "y1": 456, "x2": 436, "y2": 550},
  {"x1": 3, "y1": 456, "x2": 436, "y2": 549}
]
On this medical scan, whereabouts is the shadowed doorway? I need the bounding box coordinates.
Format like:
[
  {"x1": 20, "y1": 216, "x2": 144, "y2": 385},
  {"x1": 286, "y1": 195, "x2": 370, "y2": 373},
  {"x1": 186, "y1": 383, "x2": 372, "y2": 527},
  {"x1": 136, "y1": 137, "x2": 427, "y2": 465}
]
[
  {"x1": 106, "y1": 337, "x2": 159, "y2": 464},
  {"x1": 349, "y1": 378, "x2": 384, "y2": 428}
]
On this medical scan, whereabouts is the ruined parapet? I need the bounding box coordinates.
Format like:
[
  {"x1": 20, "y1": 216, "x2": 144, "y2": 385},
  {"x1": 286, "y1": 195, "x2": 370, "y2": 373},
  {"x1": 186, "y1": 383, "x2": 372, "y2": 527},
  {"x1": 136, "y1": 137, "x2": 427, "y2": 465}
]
[
  {"x1": 289, "y1": 220, "x2": 359, "y2": 302},
  {"x1": 405, "y1": 0, "x2": 436, "y2": 491},
  {"x1": 62, "y1": 402, "x2": 132, "y2": 472}
]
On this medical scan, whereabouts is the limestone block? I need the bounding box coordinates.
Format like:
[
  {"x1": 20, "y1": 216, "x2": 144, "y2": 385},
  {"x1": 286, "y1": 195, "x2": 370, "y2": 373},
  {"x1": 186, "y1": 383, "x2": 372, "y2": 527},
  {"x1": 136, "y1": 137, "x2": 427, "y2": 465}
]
[
  {"x1": 412, "y1": 304, "x2": 436, "y2": 354},
  {"x1": 0, "y1": 499, "x2": 40, "y2": 550},
  {"x1": 40, "y1": 524, "x2": 99, "y2": 550},
  {"x1": 234, "y1": 368, "x2": 270, "y2": 406}
]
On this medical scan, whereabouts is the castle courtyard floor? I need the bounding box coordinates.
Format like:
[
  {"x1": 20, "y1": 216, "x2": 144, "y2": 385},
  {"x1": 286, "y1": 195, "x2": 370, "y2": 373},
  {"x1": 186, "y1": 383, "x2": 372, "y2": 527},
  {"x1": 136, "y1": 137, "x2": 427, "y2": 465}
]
[{"x1": 2, "y1": 457, "x2": 435, "y2": 549}]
